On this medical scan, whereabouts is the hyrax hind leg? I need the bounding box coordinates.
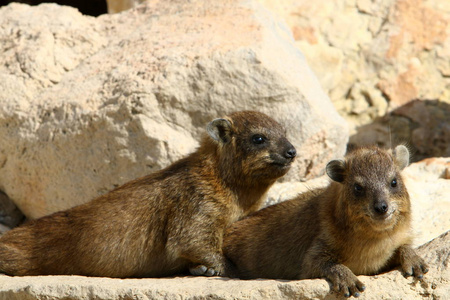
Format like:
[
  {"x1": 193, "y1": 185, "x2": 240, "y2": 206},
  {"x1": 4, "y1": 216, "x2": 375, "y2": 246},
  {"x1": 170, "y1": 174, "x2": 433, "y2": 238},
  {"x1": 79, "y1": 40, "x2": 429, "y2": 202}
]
[
  {"x1": 170, "y1": 215, "x2": 229, "y2": 277},
  {"x1": 184, "y1": 249, "x2": 227, "y2": 276},
  {"x1": 190, "y1": 265, "x2": 216, "y2": 276}
]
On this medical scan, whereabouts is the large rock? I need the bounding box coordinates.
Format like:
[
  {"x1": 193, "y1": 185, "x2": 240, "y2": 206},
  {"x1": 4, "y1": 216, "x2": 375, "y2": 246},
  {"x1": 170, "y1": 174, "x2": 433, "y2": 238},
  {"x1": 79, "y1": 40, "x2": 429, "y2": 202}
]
[
  {"x1": 0, "y1": 1, "x2": 347, "y2": 219},
  {"x1": 257, "y1": 0, "x2": 450, "y2": 131},
  {"x1": 0, "y1": 230, "x2": 448, "y2": 300}
]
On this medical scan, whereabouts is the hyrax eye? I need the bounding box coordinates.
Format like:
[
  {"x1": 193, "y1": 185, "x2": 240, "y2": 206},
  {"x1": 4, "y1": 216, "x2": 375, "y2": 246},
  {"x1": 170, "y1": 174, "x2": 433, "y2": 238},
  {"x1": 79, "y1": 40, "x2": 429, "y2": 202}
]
[
  {"x1": 391, "y1": 179, "x2": 397, "y2": 187},
  {"x1": 251, "y1": 134, "x2": 266, "y2": 145},
  {"x1": 354, "y1": 183, "x2": 364, "y2": 195}
]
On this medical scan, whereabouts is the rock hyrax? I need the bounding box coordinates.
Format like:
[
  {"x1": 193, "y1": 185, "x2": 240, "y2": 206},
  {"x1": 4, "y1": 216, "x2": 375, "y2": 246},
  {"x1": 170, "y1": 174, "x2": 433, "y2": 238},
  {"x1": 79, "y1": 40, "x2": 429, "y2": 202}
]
[
  {"x1": 223, "y1": 145, "x2": 428, "y2": 298},
  {"x1": 0, "y1": 110, "x2": 296, "y2": 278}
]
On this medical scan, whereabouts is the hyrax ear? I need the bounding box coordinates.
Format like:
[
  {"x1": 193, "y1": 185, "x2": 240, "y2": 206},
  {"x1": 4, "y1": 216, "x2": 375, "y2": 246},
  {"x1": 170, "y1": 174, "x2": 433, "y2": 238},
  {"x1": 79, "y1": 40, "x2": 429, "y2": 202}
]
[
  {"x1": 207, "y1": 118, "x2": 233, "y2": 144},
  {"x1": 326, "y1": 160, "x2": 346, "y2": 183},
  {"x1": 393, "y1": 145, "x2": 409, "y2": 170}
]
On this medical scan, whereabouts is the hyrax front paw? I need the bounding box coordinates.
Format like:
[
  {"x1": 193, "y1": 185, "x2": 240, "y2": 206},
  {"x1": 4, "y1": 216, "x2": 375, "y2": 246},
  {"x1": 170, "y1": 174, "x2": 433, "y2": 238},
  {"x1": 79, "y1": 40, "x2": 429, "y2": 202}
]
[
  {"x1": 401, "y1": 256, "x2": 429, "y2": 279},
  {"x1": 189, "y1": 265, "x2": 221, "y2": 276},
  {"x1": 399, "y1": 246, "x2": 429, "y2": 279},
  {"x1": 327, "y1": 266, "x2": 366, "y2": 298}
]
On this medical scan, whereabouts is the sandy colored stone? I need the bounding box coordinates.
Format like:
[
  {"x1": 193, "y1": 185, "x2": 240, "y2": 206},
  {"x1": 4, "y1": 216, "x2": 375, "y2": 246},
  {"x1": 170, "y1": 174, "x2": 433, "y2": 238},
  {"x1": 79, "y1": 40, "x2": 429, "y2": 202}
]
[
  {"x1": 0, "y1": 1, "x2": 347, "y2": 219},
  {"x1": 266, "y1": 175, "x2": 329, "y2": 207},
  {"x1": 403, "y1": 157, "x2": 450, "y2": 247},
  {"x1": 257, "y1": 0, "x2": 450, "y2": 132}
]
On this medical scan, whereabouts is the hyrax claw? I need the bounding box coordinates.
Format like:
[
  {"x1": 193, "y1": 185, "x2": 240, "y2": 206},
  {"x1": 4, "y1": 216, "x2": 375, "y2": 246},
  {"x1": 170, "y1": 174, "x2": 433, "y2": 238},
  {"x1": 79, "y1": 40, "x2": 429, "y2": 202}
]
[{"x1": 189, "y1": 265, "x2": 218, "y2": 277}]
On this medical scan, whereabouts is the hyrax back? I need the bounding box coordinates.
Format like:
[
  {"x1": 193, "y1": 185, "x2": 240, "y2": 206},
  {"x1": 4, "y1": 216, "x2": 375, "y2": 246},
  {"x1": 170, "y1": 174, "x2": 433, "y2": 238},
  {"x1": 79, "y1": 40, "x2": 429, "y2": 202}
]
[
  {"x1": 0, "y1": 110, "x2": 296, "y2": 278},
  {"x1": 224, "y1": 145, "x2": 428, "y2": 298}
]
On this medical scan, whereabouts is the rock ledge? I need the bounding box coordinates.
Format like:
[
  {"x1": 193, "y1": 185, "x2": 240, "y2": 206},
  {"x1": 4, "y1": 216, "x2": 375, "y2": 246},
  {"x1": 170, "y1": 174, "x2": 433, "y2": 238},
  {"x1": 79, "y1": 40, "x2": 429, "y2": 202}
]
[{"x1": 0, "y1": 231, "x2": 448, "y2": 300}]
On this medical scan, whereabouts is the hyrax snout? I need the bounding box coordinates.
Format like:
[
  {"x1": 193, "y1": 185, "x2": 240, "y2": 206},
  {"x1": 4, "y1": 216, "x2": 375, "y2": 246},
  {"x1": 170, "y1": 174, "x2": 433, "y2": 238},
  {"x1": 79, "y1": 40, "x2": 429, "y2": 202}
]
[
  {"x1": 224, "y1": 145, "x2": 428, "y2": 298},
  {"x1": 0, "y1": 110, "x2": 295, "y2": 278}
]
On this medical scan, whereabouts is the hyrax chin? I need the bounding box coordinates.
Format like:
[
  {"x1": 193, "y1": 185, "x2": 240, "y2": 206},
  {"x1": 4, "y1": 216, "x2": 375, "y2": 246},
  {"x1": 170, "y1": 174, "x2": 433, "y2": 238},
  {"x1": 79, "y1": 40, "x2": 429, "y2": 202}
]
[
  {"x1": 223, "y1": 145, "x2": 428, "y2": 298},
  {"x1": 0, "y1": 110, "x2": 296, "y2": 278}
]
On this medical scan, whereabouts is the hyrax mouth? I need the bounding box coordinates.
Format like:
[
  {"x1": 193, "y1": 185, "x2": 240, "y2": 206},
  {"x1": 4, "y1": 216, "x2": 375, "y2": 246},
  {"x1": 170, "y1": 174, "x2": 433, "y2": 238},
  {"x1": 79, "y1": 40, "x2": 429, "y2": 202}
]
[
  {"x1": 270, "y1": 150, "x2": 296, "y2": 168},
  {"x1": 269, "y1": 159, "x2": 294, "y2": 175},
  {"x1": 367, "y1": 207, "x2": 398, "y2": 231},
  {"x1": 371, "y1": 209, "x2": 394, "y2": 221},
  {"x1": 272, "y1": 158, "x2": 294, "y2": 167},
  {"x1": 260, "y1": 156, "x2": 294, "y2": 179}
]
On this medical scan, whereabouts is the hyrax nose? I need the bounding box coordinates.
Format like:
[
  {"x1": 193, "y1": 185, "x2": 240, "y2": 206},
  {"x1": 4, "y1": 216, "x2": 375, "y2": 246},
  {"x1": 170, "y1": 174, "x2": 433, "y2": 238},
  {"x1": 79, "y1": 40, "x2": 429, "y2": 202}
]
[
  {"x1": 374, "y1": 201, "x2": 389, "y2": 215},
  {"x1": 284, "y1": 146, "x2": 297, "y2": 159}
]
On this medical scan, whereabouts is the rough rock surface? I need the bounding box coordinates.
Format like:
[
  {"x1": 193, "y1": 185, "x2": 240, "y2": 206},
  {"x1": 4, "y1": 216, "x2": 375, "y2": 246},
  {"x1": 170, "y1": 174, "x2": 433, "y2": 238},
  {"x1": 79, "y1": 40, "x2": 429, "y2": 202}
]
[
  {"x1": 0, "y1": 230, "x2": 448, "y2": 300},
  {"x1": 403, "y1": 157, "x2": 450, "y2": 246},
  {"x1": 0, "y1": 0, "x2": 347, "y2": 219},
  {"x1": 257, "y1": 0, "x2": 450, "y2": 130}
]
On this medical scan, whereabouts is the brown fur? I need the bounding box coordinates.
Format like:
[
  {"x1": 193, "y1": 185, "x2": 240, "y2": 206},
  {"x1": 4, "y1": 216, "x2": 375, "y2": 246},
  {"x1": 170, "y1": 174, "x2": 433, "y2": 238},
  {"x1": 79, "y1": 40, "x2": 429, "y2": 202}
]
[
  {"x1": 0, "y1": 110, "x2": 296, "y2": 278},
  {"x1": 223, "y1": 145, "x2": 428, "y2": 298}
]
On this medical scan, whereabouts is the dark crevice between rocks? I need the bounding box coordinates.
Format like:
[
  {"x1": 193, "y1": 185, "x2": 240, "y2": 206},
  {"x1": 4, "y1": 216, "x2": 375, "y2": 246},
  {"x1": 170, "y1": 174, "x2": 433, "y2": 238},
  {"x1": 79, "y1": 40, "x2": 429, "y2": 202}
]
[
  {"x1": 349, "y1": 99, "x2": 450, "y2": 163},
  {"x1": 0, "y1": 0, "x2": 107, "y2": 16},
  {"x1": 0, "y1": 191, "x2": 25, "y2": 235}
]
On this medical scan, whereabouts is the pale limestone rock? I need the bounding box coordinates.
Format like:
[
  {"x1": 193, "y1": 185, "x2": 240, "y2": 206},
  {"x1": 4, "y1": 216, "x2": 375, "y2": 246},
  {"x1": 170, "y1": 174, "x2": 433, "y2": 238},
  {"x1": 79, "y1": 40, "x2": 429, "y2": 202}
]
[
  {"x1": 0, "y1": 1, "x2": 347, "y2": 218},
  {"x1": 266, "y1": 175, "x2": 329, "y2": 207},
  {"x1": 257, "y1": 0, "x2": 450, "y2": 131},
  {"x1": 403, "y1": 157, "x2": 450, "y2": 247}
]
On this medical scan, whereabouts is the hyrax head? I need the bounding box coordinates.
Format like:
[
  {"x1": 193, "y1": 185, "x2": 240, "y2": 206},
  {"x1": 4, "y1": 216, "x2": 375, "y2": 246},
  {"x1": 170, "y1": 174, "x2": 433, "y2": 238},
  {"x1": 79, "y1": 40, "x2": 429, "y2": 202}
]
[
  {"x1": 326, "y1": 145, "x2": 411, "y2": 231},
  {"x1": 207, "y1": 111, "x2": 296, "y2": 182}
]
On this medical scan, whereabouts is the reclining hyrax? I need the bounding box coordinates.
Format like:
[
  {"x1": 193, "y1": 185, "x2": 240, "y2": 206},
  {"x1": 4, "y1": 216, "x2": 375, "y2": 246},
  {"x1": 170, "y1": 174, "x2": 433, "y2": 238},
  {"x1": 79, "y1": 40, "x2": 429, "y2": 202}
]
[
  {"x1": 0, "y1": 110, "x2": 296, "y2": 278},
  {"x1": 223, "y1": 145, "x2": 428, "y2": 298}
]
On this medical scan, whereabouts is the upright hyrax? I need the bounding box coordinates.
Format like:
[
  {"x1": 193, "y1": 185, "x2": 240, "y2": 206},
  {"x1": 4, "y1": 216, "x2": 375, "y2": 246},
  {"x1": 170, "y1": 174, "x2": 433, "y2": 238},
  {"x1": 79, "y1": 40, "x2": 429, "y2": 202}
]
[
  {"x1": 0, "y1": 110, "x2": 296, "y2": 278},
  {"x1": 224, "y1": 145, "x2": 428, "y2": 298}
]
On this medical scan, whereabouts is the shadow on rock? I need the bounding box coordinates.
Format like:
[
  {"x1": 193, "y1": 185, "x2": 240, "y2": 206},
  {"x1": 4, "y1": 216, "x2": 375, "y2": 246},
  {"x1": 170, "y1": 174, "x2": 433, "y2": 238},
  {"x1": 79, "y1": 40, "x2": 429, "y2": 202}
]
[
  {"x1": 0, "y1": 191, "x2": 25, "y2": 234},
  {"x1": 349, "y1": 100, "x2": 450, "y2": 162}
]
